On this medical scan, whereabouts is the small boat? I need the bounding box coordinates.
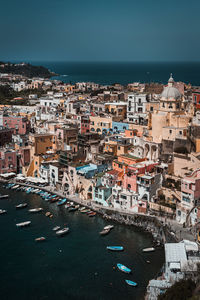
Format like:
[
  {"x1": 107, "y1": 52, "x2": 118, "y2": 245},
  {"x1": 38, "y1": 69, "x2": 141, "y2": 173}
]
[
  {"x1": 88, "y1": 212, "x2": 96, "y2": 217},
  {"x1": 68, "y1": 206, "x2": 78, "y2": 212},
  {"x1": 79, "y1": 206, "x2": 86, "y2": 211},
  {"x1": 56, "y1": 227, "x2": 69, "y2": 236},
  {"x1": 0, "y1": 209, "x2": 7, "y2": 214},
  {"x1": 28, "y1": 208, "x2": 43, "y2": 213},
  {"x1": 52, "y1": 226, "x2": 60, "y2": 231},
  {"x1": 142, "y1": 247, "x2": 155, "y2": 253},
  {"x1": 117, "y1": 263, "x2": 131, "y2": 274},
  {"x1": 35, "y1": 237, "x2": 46, "y2": 242},
  {"x1": 16, "y1": 203, "x2": 27, "y2": 209},
  {"x1": 100, "y1": 228, "x2": 110, "y2": 236},
  {"x1": 104, "y1": 225, "x2": 114, "y2": 230},
  {"x1": 125, "y1": 280, "x2": 137, "y2": 287},
  {"x1": 16, "y1": 221, "x2": 31, "y2": 227},
  {"x1": 107, "y1": 246, "x2": 124, "y2": 251},
  {"x1": 45, "y1": 212, "x2": 51, "y2": 217},
  {"x1": 81, "y1": 209, "x2": 90, "y2": 214},
  {"x1": 0, "y1": 195, "x2": 9, "y2": 199},
  {"x1": 57, "y1": 199, "x2": 67, "y2": 206}
]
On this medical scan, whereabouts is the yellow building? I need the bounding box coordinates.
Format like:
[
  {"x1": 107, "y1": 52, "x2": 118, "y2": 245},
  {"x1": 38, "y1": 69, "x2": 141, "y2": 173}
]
[
  {"x1": 105, "y1": 102, "x2": 127, "y2": 120},
  {"x1": 90, "y1": 116, "x2": 112, "y2": 134}
]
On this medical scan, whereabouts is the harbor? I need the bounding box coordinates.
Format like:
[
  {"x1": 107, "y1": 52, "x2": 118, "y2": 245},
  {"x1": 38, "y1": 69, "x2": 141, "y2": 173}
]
[{"x1": 0, "y1": 183, "x2": 164, "y2": 300}]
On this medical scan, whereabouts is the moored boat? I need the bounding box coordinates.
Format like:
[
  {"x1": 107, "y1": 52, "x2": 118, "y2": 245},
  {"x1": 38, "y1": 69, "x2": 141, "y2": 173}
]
[
  {"x1": 79, "y1": 206, "x2": 86, "y2": 211},
  {"x1": 35, "y1": 237, "x2": 46, "y2": 242},
  {"x1": 88, "y1": 212, "x2": 96, "y2": 217},
  {"x1": 0, "y1": 194, "x2": 9, "y2": 199},
  {"x1": 45, "y1": 212, "x2": 51, "y2": 217},
  {"x1": 142, "y1": 247, "x2": 155, "y2": 253},
  {"x1": 28, "y1": 208, "x2": 43, "y2": 213},
  {"x1": 0, "y1": 209, "x2": 7, "y2": 214},
  {"x1": 104, "y1": 225, "x2": 114, "y2": 230},
  {"x1": 100, "y1": 228, "x2": 110, "y2": 236},
  {"x1": 107, "y1": 246, "x2": 124, "y2": 251},
  {"x1": 125, "y1": 280, "x2": 137, "y2": 287},
  {"x1": 57, "y1": 199, "x2": 67, "y2": 206},
  {"x1": 56, "y1": 227, "x2": 69, "y2": 236},
  {"x1": 16, "y1": 221, "x2": 31, "y2": 227},
  {"x1": 117, "y1": 263, "x2": 131, "y2": 274},
  {"x1": 16, "y1": 203, "x2": 27, "y2": 209},
  {"x1": 52, "y1": 226, "x2": 60, "y2": 231}
]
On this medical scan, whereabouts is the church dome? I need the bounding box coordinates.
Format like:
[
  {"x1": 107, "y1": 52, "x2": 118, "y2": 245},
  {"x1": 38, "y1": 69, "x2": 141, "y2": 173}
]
[{"x1": 161, "y1": 74, "x2": 182, "y2": 100}]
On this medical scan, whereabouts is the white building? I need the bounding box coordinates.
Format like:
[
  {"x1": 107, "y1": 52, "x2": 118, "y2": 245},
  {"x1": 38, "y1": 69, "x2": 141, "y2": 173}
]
[{"x1": 127, "y1": 93, "x2": 148, "y2": 124}]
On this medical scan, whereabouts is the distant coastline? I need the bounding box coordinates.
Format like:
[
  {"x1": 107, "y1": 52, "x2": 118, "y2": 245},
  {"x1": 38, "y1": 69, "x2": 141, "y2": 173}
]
[{"x1": 30, "y1": 61, "x2": 200, "y2": 86}]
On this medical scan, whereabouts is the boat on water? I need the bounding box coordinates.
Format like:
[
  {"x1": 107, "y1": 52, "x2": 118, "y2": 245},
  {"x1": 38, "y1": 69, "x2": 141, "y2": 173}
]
[
  {"x1": 45, "y1": 212, "x2": 51, "y2": 217},
  {"x1": 28, "y1": 208, "x2": 43, "y2": 213},
  {"x1": 125, "y1": 280, "x2": 137, "y2": 287},
  {"x1": 81, "y1": 209, "x2": 90, "y2": 214},
  {"x1": 104, "y1": 225, "x2": 114, "y2": 230},
  {"x1": 88, "y1": 212, "x2": 96, "y2": 217},
  {"x1": 100, "y1": 228, "x2": 111, "y2": 236},
  {"x1": 16, "y1": 221, "x2": 31, "y2": 227},
  {"x1": 117, "y1": 263, "x2": 131, "y2": 274},
  {"x1": 35, "y1": 237, "x2": 46, "y2": 242},
  {"x1": 56, "y1": 227, "x2": 69, "y2": 236},
  {"x1": 142, "y1": 247, "x2": 155, "y2": 253},
  {"x1": 79, "y1": 206, "x2": 86, "y2": 211},
  {"x1": 0, "y1": 194, "x2": 9, "y2": 199},
  {"x1": 16, "y1": 203, "x2": 27, "y2": 209},
  {"x1": 107, "y1": 246, "x2": 124, "y2": 251},
  {"x1": 0, "y1": 209, "x2": 7, "y2": 214},
  {"x1": 68, "y1": 206, "x2": 78, "y2": 212},
  {"x1": 52, "y1": 226, "x2": 60, "y2": 231},
  {"x1": 57, "y1": 199, "x2": 67, "y2": 206}
]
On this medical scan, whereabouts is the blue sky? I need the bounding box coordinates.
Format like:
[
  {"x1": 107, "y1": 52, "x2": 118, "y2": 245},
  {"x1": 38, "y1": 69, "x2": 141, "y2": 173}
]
[{"x1": 0, "y1": 0, "x2": 199, "y2": 61}]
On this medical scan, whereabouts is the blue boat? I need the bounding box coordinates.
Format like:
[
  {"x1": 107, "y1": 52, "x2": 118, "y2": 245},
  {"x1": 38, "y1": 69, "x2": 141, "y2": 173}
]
[
  {"x1": 57, "y1": 199, "x2": 67, "y2": 206},
  {"x1": 125, "y1": 280, "x2": 137, "y2": 287},
  {"x1": 107, "y1": 246, "x2": 124, "y2": 251},
  {"x1": 117, "y1": 263, "x2": 131, "y2": 274}
]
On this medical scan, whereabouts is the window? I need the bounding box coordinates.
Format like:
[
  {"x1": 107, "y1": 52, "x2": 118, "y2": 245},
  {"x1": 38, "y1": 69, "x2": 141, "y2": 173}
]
[
  {"x1": 118, "y1": 146, "x2": 120, "y2": 150},
  {"x1": 179, "y1": 131, "x2": 182, "y2": 135},
  {"x1": 162, "y1": 103, "x2": 165, "y2": 108},
  {"x1": 138, "y1": 98, "x2": 141, "y2": 104},
  {"x1": 169, "y1": 130, "x2": 172, "y2": 134},
  {"x1": 150, "y1": 107, "x2": 153, "y2": 112},
  {"x1": 128, "y1": 184, "x2": 131, "y2": 189}
]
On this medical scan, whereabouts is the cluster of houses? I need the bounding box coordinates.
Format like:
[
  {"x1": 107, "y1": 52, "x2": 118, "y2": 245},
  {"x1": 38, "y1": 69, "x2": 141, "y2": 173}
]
[{"x1": 0, "y1": 74, "x2": 200, "y2": 230}]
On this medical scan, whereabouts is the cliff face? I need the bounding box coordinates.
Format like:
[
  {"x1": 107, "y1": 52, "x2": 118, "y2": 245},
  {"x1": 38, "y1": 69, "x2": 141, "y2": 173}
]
[{"x1": 0, "y1": 62, "x2": 56, "y2": 78}]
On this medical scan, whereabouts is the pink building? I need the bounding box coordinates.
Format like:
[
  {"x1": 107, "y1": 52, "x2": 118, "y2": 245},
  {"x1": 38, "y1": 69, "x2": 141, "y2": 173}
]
[
  {"x1": 0, "y1": 150, "x2": 17, "y2": 174},
  {"x1": 123, "y1": 161, "x2": 158, "y2": 192},
  {"x1": 3, "y1": 116, "x2": 31, "y2": 135}
]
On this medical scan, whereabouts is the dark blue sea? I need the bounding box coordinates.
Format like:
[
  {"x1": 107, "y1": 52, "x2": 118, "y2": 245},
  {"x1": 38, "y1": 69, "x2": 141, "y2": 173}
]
[
  {"x1": 0, "y1": 186, "x2": 164, "y2": 300},
  {"x1": 32, "y1": 61, "x2": 200, "y2": 86}
]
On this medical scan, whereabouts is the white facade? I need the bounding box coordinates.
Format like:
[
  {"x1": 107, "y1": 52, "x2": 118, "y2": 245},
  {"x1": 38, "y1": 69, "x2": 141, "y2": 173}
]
[{"x1": 127, "y1": 93, "x2": 148, "y2": 123}]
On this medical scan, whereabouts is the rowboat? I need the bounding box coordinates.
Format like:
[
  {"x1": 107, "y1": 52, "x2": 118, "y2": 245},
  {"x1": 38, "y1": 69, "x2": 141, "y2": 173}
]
[
  {"x1": 57, "y1": 199, "x2": 67, "y2": 206},
  {"x1": 56, "y1": 227, "x2": 69, "y2": 236},
  {"x1": 16, "y1": 203, "x2": 27, "y2": 209},
  {"x1": 117, "y1": 263, "x2": 131, "y2": 274},
  {"x1": 35, "y1": 237, "x2": 46, "y2": 242},
  {"x1": 28, "y1": 208, "x2": 43, "y2": 213},
  {"x1": 16, "y1": 221, "x2": 31, "y2": 227},
  {"x1": 104, "y1": 225, "x2": 114, "y2": 230},
  {"x1": 0, "y1": 209, "x2": 7, "y2": 214},
  {"x1": 142, "y1": 247, "x2": 155, "y2": 253},
  {"x1": 52, "y1": 226, "x2": 60, "y2": 231},
  {"x1": 106, "y1": 246, "x2": 124, "y2": 251},
  {"x1": 79, "y1": 206, "x2": 86, "y2": 211},
  {"x1": 45, "y1": 212, "x2": 51, "y2": 217},
  {"x1": 88, "y1": 212, "x2": 96, "y2": 217},
  {"x1": 100, "y1": 228, "x2": 110, "y2": 236},
  {"x1": 81, "y1": 209, "x2": 90, "y2": 214},
  {"x1": 0, "y1": 195, "x2": 9, "y2": 199},
  {"x1": 125, "y1": 280, "x2": 137, "y2": 287}
]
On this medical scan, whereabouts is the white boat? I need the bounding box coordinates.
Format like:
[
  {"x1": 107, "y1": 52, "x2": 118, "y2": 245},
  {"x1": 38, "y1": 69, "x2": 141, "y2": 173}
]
[
  {"x1": 16, "y1": 203, "x2": 27, "y2": 209},
  {"x1": 28, "y1": 208, "x2": 43, "y2": 213},
  {"x1": 0, "y1": 195, "x2": 9, "y2": 199},
  {"x1": 56, "y1": 227, "x2": 69, "y2": 236},
  {"x1": 79, "y1": 206, "x2": 86, "y2": 211},
  {"x1": 142, "y1": 247, "x2": 155, "y2": 252},
  {"x1": 12, "y1": 185, "x2": 19, "y2": 189},
  {"x1": 35, "y1": 237, "x2": 46, "y2": 242},
  {"x1": 104, "y1": 225, "x2": 114, "y2": 230},
  {"x1": 16, "y1": 221, "x2": 31, "y2": 227},
  {"x1": 0, "y1": 209, "x2": 7, "y2": 214},
  {"x1": 53, "y1": 226, "x2": 60, "y2": 231}
]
